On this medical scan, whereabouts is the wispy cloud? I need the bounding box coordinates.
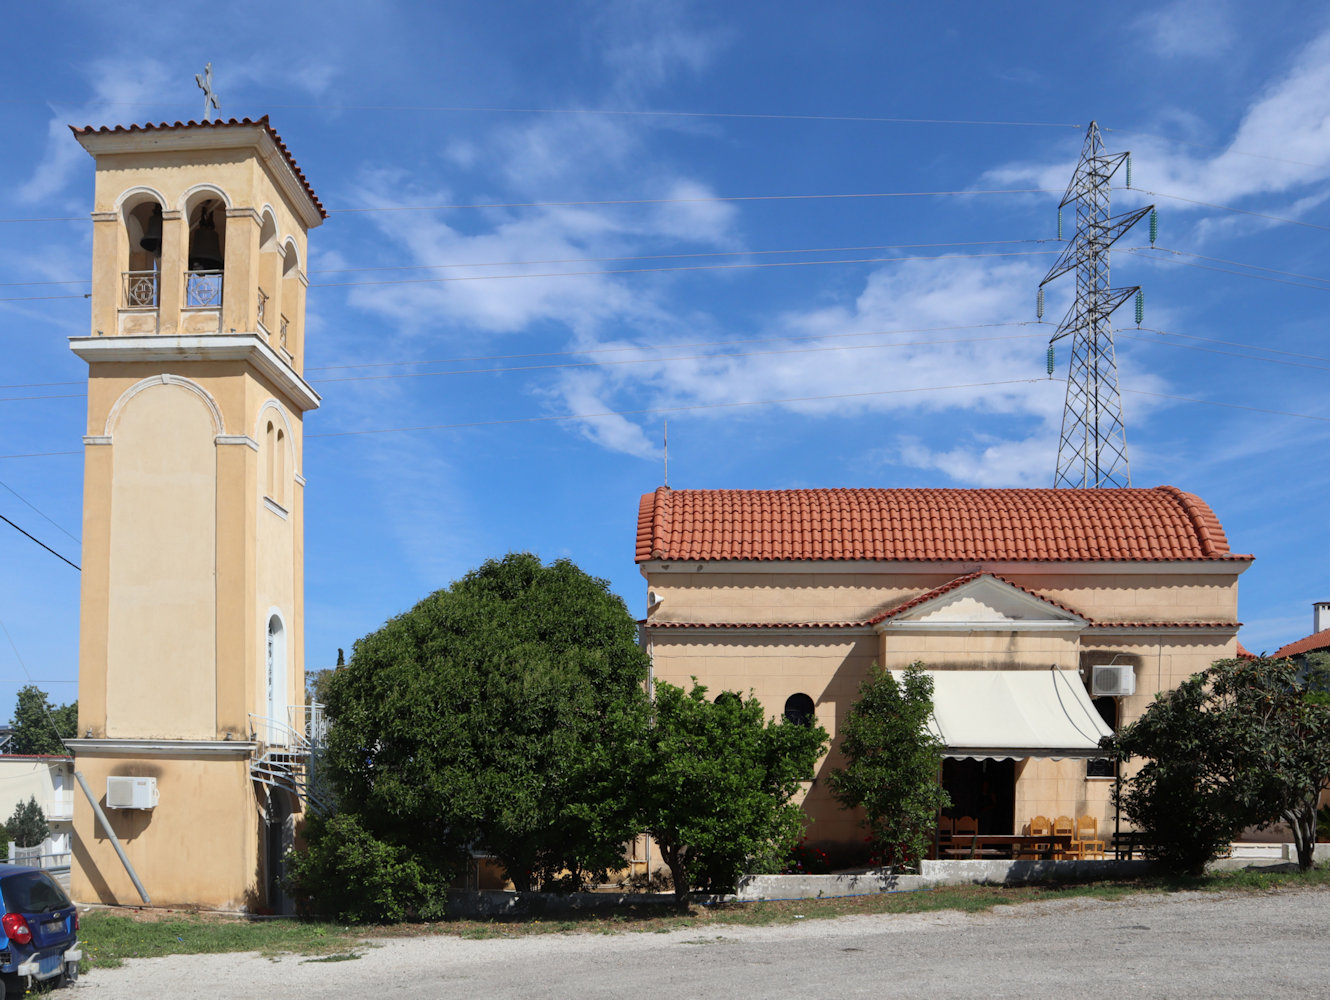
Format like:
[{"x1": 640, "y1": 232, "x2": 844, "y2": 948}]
[{"x1": 1132, "y1": 0, "x2": 1235, "y2": 59}]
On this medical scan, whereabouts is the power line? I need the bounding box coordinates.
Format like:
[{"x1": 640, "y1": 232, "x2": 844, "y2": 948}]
[
  {"x1": 1134, "y1": 189, "x2": 1330, "y2": 233},
  {"x1": 1125, "y1": 247, "x2": 1330, "y2": 292},
  {"x1": 0, "y1": 479, "x2": 79, "y2": 543},
  {"x1": 306, "y1": 377, "x2": 1054, "y2": 440},
  {"x1": 313, "y1": 247, "x2": 1062, "y2": 288},
  {"x1": 0, "y1": 188, "x2": 1063, "y2": 225},
  {"x1": 0, "y1": 512, "x2": 80, "y2": 570},
  {"x1": 0, "y1": 326, "x2": 1053, "y2": 401},
  {"x1": 1101, "y1": 127, "x2": 1327, "y2": 171},
  {"x1": 1123, "y1": 388, "x2": 1330, "y2": 424},
  {"x1": 0, "y1": 238, "x2": 1058, "y2": 292},
  {"x1": 0, "y1": 618, "x2": 75, "y2": 753}
]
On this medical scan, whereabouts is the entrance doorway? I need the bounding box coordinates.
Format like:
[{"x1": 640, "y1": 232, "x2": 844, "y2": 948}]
[{"x1": 942, "y1": 758, "x2": 1015, "y2": 834}]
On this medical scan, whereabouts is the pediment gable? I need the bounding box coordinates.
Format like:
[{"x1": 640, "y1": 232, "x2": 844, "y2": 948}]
[{"x1": 874, "y1": 573, "x2": 1087, "y2": 630}]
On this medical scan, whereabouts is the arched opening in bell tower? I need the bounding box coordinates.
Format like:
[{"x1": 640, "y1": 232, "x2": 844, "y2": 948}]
[
  {"x1": 185, "y1": 194, "x2": 227, "y2": 308},
  {"x1": 122, "y1": 195, "x2": 164, "y2": 309}
]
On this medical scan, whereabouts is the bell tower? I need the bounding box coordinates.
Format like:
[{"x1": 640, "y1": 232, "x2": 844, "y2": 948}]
[{"x1": 67, "y1": 117, "x2": 325, "y2": 910}]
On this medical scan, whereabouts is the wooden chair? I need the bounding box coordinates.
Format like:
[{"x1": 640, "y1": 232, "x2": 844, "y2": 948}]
[
  {"x1": 953, "y1": 815, "x2": 978, "y2": 837},
  {"x1": 1074, "y1": 814, "x2": 1106, "y2": 859},
  {"x1": 1052, "y1": 815, "x2": 1075, "y2": 859},
  {"x1": 1017, "y1": 815, "x2": 1052, "y2": 860}
]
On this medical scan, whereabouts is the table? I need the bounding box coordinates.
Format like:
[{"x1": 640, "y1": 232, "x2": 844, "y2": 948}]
[{"x1": 939, "y1": 834, "x2": 1075, "y2": 860}]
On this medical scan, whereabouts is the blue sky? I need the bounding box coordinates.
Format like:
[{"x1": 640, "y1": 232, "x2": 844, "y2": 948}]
[{"x1": 2, "y1": 1, "x2": 1329, "y2": 719}]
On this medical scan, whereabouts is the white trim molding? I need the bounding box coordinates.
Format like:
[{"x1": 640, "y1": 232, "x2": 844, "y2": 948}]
[
  {"x1": 65, "y1": 739, "x2": 257, "y2": 758},
  {"x1": 216, "y1": 434, "x2": 259, "y2": 451},
  {"x1": 83, "y1": 435, "x2": 113, "y2": 446},
  {"x1": 71, "y1": 334, "x2": 321, "y2": 412},
  {"x1": 263, "y1": 496, "x2": 289, "y2": 519},
  {"x1": 100, "y1": 373, "x2": 225, "y2": 437}
]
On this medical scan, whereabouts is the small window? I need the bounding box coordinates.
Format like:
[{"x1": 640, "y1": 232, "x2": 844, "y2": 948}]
[
  {"x1": 1086, "y1": 695, "x2": 1118, "y2": 778},
  {"x1": 784, "y1": 693, "x2": 815, "y2": 726}
]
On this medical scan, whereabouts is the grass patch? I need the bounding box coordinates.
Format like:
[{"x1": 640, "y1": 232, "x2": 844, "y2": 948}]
[
  {"x1": 79, "y1": 911, "x2": 365, "y2": 970},
  {"x1": 77, "y1": 864, "x2": 1330, "y2": 968}
]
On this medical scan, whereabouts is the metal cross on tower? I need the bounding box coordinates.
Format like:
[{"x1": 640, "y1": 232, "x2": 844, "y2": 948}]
[
  {"x1": 195, "y1": 62, "x2": 221, "y2": 122},
  {"x1": 1038, "y1": 121, "x2": 1153, "y2": 489}
]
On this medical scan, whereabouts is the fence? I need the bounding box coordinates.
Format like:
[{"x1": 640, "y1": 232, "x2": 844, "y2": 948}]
[{"x1": 7, "y1": 843, "x2": 70, "y2": 871}]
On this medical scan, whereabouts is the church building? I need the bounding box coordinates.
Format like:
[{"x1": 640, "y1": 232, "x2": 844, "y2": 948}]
[
  {"x1": 636, "y1": 485, "x2": 1250, "y2": 851},
  {"x1": 65, "y1": 117, "x2": 324, "y2": 909}
]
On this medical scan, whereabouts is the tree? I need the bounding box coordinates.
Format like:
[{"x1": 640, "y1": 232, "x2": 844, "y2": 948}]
[
  {"x1": 306, "y1": 553, "x2": 650, "y2": 905},
  {"x1": 635, "y1": 681, "x2": 828, "y2": 904},
  {"x1": 828, "y1": 661, "x2": 950, "y2": 870},
  {"x1": 7, "y1": 797, "x2": 48, "y2": 849},
  {"x1": 1110, "y1": 656, "x2": 1330, "y2": 874},
  {"x1": 9, "y1": 686, "x2": 76, "y2": 755}
]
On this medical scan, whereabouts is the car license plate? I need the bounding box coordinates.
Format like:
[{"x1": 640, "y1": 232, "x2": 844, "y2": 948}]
[
  {"x1": 43, "y1": 920, "x2": 62, "y2": 934},
  {"x1": 37, "y1": 952, "x2": 61, "y2": 978}
]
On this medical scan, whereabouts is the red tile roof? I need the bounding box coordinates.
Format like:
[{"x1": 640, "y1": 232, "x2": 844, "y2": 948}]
[
  {"x1": 636, "y1": 486, "x2": 1247, "y2": 564},
  {"x1": 1235, "y1": 641, "x2": 1257, "y2": 660},
  {"x1": 1272, "y1": 628, "x2": 1330, "y2": 659},
  {"x1": 70, "y1": 116, "x2": 326, "y2": 219}
]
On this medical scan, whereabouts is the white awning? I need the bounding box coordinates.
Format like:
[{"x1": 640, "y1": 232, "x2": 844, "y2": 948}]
[{"x1": 892, "y1": 668, "x2": 1114, "y2": 761}]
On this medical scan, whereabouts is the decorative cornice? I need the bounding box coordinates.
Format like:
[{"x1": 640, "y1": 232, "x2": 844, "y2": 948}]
[
  {"x1": 878, "y1": 620, "x2": 1085, "y2": 634},
  {"x1": 216, "y1": 434, "x2": 259, "y2": 451},
  {"x1": 83, "y1": 435, "x2": 112, "y2": 446},
  {"x1": 90, "y1": 211, "x2": 117, "y2": 223},
  {"x1": 294, "y1": 473, "x2": 307, "y2": 486},
  {"x1": 66, "y1": 738, "x2": 257, "y2": 758},
  {"x1": 263, "y1": 496, "x2": 289, "y2": 519},
  {"x1": 225, "y1": 206, "x2": 263, "y2": 225},
  {"x1": 69, "y1": 333, "x2": 321, "y2": 412}
]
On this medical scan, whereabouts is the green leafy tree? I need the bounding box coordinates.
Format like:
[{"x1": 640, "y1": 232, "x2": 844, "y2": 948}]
[
  {"x1": 308, "y1": 553, "x2": 650, "y2": 904},
  {"x1": 635, "y1": 681, "x2": 828, "y2": 904},
  {"x1": 7, "y1": 797, "x2": 48, "y2": 849},
  {"x1": 9, "y1": 686, "x2": 76, "y2": 755},
  {"x1": 1109, "y1": 656, "x2": 1330, "y2": 874},
  {"x1": 828, "y1": 661, "x2": 950, "y2": 870}
]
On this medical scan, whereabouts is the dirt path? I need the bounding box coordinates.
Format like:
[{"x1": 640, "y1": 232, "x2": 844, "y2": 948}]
[{"x1": 69, "y1": 887, "x2": 1330, "y2": 999}]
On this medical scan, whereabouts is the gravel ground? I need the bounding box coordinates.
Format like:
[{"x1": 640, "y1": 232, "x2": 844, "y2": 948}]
[{"x1": 67, "y1": 887, "x2": 1330, "y2": 999}]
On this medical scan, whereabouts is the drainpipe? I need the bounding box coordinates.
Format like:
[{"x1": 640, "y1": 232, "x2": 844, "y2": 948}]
[{"x1": 74, "y1": 770, "x2": 150, "y2": 904}]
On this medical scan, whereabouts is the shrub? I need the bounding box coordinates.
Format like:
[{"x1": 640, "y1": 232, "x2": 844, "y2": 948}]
[{"x1": 283, "y1": 813, "x2": 445, "y2": 924}]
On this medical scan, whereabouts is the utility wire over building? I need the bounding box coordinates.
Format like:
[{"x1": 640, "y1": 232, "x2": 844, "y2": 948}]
[{"x1": 1039, "y1": 121, "x2": 1156, "y2": 488}]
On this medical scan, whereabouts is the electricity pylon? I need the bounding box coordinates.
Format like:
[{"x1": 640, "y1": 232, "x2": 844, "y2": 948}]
[{"x1": 1038, "y1": 121, "x2": 1153, "y2": 488}]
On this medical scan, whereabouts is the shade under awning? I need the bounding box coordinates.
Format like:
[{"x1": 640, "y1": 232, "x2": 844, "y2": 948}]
[{"x1": 892, "y1": 668, "x2": 1114, "y2": 761}]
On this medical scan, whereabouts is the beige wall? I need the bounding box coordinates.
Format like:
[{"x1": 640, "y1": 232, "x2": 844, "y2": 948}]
[
  {"x1": 71, "y1": 754, "x2": 260, "y2": 909},
  {"x1": 104, "y1": 381, "x2": 218, "y2": 739},
  {"x1": 643, "y1": 561, "x2": 1244, "y2": 851}
]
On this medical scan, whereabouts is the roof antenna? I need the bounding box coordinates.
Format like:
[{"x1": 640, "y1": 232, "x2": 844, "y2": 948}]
[
  {"x1": 195, "y1": 62, "x2": 221, "y2": 122},
  {"x1": 663, "y1": 419, "x2": 669, "y2": 487}
]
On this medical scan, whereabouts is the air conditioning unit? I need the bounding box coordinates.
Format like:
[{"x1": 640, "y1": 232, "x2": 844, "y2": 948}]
[
  {"x1": 1091, "y1": 664, "x2": 1136, "y2": 697},
  {"x1": 106, "y1": 776, "x2": 158, "y2": 810}
]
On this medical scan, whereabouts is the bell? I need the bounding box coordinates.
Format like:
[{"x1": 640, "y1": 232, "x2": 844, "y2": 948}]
[
  {"x1": 188, "y1": 204, "x2": 224, "y2": 271},
  {"x1": 139, "y1": 204, "x2": 162, "y2": 255}
]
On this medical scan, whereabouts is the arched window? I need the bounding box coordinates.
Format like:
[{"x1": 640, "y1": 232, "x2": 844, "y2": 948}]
[
  {"x1": 784, "y1": 693, "x2": 815, "y2": 726},
  {"x1": 265, "y1": 613, "x2": 288, "y2": 743},
  {"x1": 122, "y1": 198, "x2": 164, "y2": 308},
  {"x1": 275, "y1": 429, "x2": 285, "y2": 506},
  {"x1": 265, "y1": 420, "x2": 276, "y2": 499},
  {"x1": 185, "y1": 199, "x2": 226, "y2": 307}
]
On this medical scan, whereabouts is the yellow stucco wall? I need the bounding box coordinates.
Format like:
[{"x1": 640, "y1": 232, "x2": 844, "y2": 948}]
[
  {"x1": 642, "y1": 561, "x2": 1244, "y2": 853},
  {"x1": 71, "y1": 754, "x2": 261, "y2": 909}
]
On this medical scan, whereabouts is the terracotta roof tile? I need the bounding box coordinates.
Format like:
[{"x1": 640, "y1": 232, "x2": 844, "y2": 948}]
[
  {"x1": 1235, "y1": 641, "x2": 1257, "y2": 660},
  {"x1": 70, "y1": 116, "x2": 326, "y2": 219},
  {"x1": 635, "y1": 486, "x2": 1248, "y2": 564},
  {"x1": 1086, "y1": 621, "x2": 1240, "y2": 630},
  {"x1": 1271, "y1": 628, "x2": 1330, "y2": 659}
]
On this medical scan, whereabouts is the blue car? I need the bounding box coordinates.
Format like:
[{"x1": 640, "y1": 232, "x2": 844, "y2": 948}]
[{"x1": 0, "y1": 865, "x2": 80, "y2": 996}]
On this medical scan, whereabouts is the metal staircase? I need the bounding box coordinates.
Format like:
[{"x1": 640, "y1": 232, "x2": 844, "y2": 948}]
[{"x1": 248, "y1": 703, "x2": 331, "y2": 816}]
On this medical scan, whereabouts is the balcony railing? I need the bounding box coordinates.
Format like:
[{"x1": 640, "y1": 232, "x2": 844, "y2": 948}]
[
  {"x1": 257, "y1": 287, "x2": 269, "y2": 330},
  {"x1": 122, "y1": 270, "x2": 159, "y2": 308},
  {"x1": 185, "y1": 269, "x2": 224, "y2": 307},
  {"x1": 280, "y1": 315, "x2": 290, "y2": 352}
]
